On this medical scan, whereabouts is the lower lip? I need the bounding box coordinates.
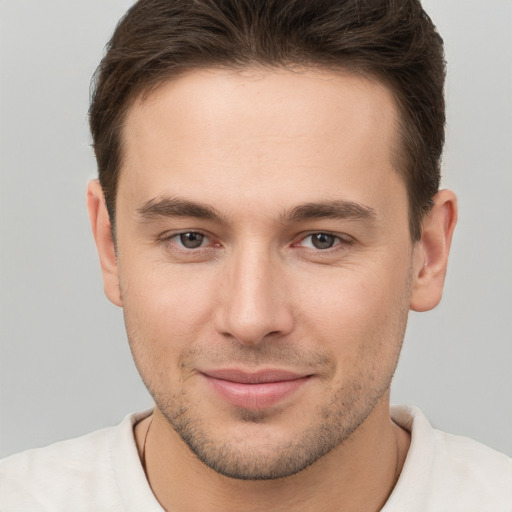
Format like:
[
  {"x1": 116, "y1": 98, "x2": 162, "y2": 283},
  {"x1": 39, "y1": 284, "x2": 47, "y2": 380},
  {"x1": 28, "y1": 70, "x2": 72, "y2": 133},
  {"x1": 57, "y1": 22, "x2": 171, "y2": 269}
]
[{"x1": 204, "y1": 375, "x2": 310, "y2": 409}]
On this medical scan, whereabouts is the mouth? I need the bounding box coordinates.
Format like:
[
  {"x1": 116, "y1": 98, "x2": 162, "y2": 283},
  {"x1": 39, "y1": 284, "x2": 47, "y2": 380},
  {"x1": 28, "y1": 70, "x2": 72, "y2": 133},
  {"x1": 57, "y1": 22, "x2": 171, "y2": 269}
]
[{"x1": 201, "y1": 368, "x2": 312, "y2": 409}]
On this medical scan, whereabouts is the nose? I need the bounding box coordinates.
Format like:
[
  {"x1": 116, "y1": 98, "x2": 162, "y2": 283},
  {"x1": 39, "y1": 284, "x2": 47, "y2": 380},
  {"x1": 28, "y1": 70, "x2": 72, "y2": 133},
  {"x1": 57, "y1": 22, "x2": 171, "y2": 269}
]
[{"x1": 213, "y1": 246, "x2": 295, "y2": 346}]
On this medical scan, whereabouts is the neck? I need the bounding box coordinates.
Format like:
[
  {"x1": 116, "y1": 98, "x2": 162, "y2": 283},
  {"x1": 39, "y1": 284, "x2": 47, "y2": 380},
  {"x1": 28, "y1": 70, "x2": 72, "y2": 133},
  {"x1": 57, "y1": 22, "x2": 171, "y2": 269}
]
[{"x1": 135, "y1": 397, "x2": 410, "y2": 512}]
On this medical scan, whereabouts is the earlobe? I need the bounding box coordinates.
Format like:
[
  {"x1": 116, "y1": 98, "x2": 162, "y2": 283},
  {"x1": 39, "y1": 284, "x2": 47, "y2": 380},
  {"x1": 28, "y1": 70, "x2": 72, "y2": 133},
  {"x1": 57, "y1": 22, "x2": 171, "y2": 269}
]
[
  {"x1": 410, "y1": 189, "x2": 458, "y2": 312},
  {"x1": 86, "y1": 180, "x2": 123, "y2": 307}
]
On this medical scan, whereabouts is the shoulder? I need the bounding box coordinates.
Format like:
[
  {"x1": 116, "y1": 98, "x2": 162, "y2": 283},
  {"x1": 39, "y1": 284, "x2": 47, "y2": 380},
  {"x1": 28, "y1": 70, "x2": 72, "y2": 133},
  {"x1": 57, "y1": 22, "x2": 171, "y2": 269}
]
[
  {"x1": 431, "y1": 427, "x2": 512, "y2": 502},
  {"x1": 0, "y1": 411, "x2": 150, "y2": 512},
  {"x1": 386, "y1": 405, "x2": 512, "y2": 511}
]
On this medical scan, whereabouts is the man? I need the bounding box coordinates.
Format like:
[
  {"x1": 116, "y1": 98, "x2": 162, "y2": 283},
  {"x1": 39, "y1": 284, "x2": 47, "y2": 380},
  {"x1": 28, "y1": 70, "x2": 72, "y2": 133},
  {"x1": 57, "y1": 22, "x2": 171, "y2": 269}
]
[{"x1": 1, "y1": 0, "x2": 511, "y2": 510}]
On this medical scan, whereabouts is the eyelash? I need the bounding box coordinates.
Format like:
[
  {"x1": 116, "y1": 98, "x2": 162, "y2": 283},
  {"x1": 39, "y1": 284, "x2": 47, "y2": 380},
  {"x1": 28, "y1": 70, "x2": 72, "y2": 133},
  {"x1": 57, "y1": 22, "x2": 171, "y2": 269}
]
[
  {"x1": 294, "y1": 232, "x2": 353, "y2": 251},
  {"x1": 159, "y1": 231, "x2": 218, "y2": 252},
  {"x1": 159, "y1": 231, "x2": 353, "y2": 254}
]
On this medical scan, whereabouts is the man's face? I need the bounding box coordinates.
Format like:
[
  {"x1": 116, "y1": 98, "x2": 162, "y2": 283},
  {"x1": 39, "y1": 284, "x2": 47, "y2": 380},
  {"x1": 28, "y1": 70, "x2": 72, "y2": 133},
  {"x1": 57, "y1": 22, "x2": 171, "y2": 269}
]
[{"x1": 114, "y1": 68, "x2": 416, "y2": 479}]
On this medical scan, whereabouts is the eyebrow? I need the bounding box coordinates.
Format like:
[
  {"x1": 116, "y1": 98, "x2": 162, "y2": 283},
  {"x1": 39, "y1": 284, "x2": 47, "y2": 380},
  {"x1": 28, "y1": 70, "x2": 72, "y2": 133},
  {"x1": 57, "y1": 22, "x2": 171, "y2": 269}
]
[
  {"x1": 283, "y1": 200, "x2": 377, "y2": 223},
  {"x1": 137, "y1": 196, "x2": 376, "y2": 225},
  {"x1": 137, "y1": 196, "x2": 226, "y2": 223}
]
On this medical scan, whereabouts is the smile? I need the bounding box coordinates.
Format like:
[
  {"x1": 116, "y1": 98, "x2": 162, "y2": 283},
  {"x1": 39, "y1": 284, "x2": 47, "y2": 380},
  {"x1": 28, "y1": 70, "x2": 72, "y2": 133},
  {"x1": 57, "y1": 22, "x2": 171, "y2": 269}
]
[{"x1": 201, "y1": 369, "x2": 312, "y2": 409}]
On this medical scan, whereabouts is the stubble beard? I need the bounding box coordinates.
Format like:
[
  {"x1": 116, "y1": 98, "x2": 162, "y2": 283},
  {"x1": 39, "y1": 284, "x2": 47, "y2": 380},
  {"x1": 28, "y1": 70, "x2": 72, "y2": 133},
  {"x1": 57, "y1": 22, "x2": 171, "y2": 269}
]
[
  {"x1": 133, "y1": 324, "x2": 407, "y2": 481},
  {"x1": 124, "y1": 277, "x2": 411, "y2": 481},
  {"x1": 153, "y1": 374, "x2": 395, "y2": 480}
]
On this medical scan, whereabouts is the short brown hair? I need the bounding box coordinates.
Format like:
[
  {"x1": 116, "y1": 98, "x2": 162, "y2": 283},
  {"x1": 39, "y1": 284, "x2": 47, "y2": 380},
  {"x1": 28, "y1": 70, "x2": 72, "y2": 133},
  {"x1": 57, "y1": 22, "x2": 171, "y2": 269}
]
[{"x1": 89, "y1": 0, "x2": 445, "y2": 240}]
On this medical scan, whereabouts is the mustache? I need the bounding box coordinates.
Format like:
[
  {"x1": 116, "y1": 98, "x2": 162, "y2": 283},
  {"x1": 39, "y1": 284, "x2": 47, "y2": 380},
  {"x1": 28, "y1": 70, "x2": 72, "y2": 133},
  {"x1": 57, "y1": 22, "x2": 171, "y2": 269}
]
[{"x1": 178, "y1": 338, "x2": 335, "y2": 373}]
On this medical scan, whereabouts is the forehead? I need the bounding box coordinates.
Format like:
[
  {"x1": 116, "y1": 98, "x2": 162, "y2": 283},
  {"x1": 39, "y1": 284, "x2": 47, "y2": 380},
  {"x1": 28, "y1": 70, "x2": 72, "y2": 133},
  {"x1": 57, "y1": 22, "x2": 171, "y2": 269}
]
[{"x1": 119, "y1": 67, "x2": 406, "y2": 223}]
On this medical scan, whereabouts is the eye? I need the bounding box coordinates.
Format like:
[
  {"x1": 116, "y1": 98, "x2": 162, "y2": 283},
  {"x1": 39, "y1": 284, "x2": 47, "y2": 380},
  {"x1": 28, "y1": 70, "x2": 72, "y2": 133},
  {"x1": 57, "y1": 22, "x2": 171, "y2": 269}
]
[
  {"x1": 298, "y1": 233, "x2": 347, "y2": 250},
  {"x1": 157, "y1": 230, "x2": 221, "y2": 260},
  {"x1": 309, "y1": 233, "x2": 337, "y2": 249},
  {"x1": 175, "y1": 232, "x2": 207, "y2": 249}
]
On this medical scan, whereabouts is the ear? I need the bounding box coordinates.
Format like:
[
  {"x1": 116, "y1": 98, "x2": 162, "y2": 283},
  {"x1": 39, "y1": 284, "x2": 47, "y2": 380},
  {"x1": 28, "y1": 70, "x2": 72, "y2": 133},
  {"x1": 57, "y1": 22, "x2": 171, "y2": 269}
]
[
  {"x1": 86, "y1": 180, "x2": 123, "y2": 307},
  {"x1": 410, "y1": 189, "x2": 458, "y2": 312}
]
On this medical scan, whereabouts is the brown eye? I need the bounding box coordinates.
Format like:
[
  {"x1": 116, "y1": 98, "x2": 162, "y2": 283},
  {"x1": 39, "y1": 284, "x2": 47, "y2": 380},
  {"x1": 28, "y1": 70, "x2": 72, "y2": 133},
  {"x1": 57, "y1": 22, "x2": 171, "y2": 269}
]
[
  {"x1": 179, "y1": 232, "x2": 205, "y2": 249},
  {"x1": 310, "y1": 233, "x2": 337, "y2": 249}
]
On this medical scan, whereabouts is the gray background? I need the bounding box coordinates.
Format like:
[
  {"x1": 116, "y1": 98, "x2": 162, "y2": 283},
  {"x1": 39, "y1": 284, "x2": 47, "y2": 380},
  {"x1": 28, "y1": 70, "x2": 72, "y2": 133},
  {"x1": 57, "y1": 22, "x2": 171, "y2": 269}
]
[{"x1": 1, "y1": 0, "x2": 511, "y2": 459}]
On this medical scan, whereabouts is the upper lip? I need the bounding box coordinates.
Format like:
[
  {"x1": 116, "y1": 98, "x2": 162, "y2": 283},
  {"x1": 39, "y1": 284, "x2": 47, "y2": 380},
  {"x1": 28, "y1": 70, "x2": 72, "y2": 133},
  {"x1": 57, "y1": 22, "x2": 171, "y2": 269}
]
[{"x1": 201, "y1": 368, "x2": 310, "y2": 384}]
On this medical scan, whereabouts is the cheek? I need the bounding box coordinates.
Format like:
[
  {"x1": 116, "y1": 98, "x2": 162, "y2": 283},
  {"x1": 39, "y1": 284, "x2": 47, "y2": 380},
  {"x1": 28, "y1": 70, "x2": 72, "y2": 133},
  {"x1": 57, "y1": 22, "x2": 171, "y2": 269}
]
[
  {"x1": 119, "y1": 261, "x2": 217, "y2": 360},
  {"x1": 295, "y1": 258, "x2": 411, "y2": 360}
]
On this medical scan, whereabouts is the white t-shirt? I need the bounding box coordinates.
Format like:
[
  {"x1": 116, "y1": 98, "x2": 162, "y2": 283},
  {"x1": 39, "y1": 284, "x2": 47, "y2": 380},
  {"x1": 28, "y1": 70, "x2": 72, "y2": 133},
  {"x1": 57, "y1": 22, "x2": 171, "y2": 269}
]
[{"x1": 1, "y1": 406, "x2": 511, "y2": 511}]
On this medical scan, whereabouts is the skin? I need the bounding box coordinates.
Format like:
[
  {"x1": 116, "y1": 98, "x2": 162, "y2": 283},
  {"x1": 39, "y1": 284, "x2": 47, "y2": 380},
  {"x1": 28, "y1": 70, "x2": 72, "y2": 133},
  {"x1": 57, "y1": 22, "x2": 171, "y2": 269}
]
[{"x1": 88, "y1": 68, "x2": 457, "y2": 511}]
